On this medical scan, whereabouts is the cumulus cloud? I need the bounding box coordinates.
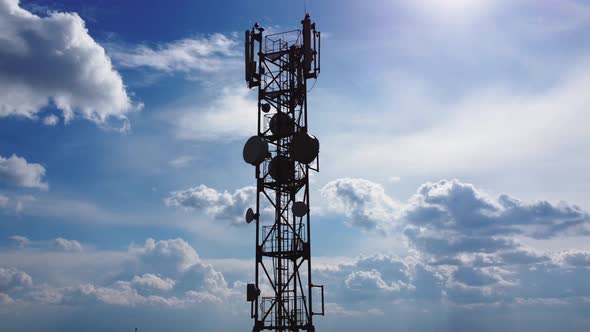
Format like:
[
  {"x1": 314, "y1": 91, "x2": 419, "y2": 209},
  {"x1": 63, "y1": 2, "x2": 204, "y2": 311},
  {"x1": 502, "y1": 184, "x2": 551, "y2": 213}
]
[
  {"x1": 0, "y1": 238, "x2": 237, "y2": 311},
  {"x1": 52, "y1": 238, "x2": 83, "y2": 252},
  {"x1": 316, "y1": 254, "x2": 442, "y2": 303},
  {"x1": 109, "y1": 33, "x2": 239, "y2": 75},
  {"x1": 0, "y1": 266, "x2": 33, "y2": 291},
  {"x1": 554, "y1": 250, "x2": 590, "y2": 267},
  {"x1": 65, "y1": 282, "x2": 180, "y2": 306},
  {"x1": 0, "y1": 0, "x2": 138, "y2": 129},
  {"x1": 320, "y1": 178, "x2": 398, "y2": 232},
  {"x1": 312, "y1": 177, "x2": 590, "y2": 308},
  {"x1": 2, "y1": 234, "x2": 590, "y2": 329},
  {"x1": 169, "y1": 178, "x2": 590, "y2": 309},
  {"x1": 321, "y1": 178, "x2": 589, "y2": 251},
  {"x1": 165, "y1": 184, "x2": 259, "y2": 225},
  {"x1": 130, "y1": 274, "x2": 175, "y2": 291},
  {"x1": 0, "y1": 154, "x2": 47, "y2": 190},
  {"x1": 403, "y1": 180, "x2": 590, "y2": 258},
  {"x1": 345, "y1": 270, "x2": 404, "y2": 293},
  {"x1": 314, "y1": 248, "x2": 590, "y2": 309},
  {"x1": 130, "y1": 238, "x2": 200, "y2": 272},
  {"x1": 59, "y1": 280, "x2": 223, "y2": 308},
  {"x1": 451, "y1": 266, "x2": 503, "y2": 287}
]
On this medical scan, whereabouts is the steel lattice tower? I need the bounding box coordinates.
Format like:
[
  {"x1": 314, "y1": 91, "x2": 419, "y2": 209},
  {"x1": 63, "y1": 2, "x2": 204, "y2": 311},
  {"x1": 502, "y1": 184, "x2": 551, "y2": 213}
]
[{"x1": 242, "y1": 14, "x2": 323, "y2": 332}]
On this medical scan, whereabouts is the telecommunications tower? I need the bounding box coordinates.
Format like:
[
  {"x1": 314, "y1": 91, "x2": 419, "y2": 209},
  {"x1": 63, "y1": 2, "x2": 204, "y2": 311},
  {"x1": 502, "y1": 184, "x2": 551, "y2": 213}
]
[{"x1": 242, "y1": 14, "x2": 324, "y2": 332}]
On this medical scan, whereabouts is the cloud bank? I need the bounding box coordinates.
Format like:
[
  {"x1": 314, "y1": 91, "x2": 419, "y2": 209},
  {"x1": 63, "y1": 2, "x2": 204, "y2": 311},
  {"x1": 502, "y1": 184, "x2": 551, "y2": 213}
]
[
  {"x1": 321, "y1": 178, "x2": 589, "y2": 240},
  {"x1": 315, "y1": 177, "x2": 590, "y2": 312},
  {"x1": 0, "y1": 238, "x2": 238, "y2": 310}
]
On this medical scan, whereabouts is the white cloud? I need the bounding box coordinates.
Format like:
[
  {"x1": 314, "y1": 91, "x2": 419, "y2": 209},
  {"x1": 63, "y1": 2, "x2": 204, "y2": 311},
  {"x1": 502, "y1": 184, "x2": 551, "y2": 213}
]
[
  {"x1": 172, "y1": 86, "x2": 256, "y2": 141},
  {"x1": 321, "y1": 178, "x2": 590, "y2": 244},
  {"x1": 315, "y1": 254, "x2": 443, "y2": 303},
  {"x1": 69, "y1": 282, "x2": 159, "y2": 306},
  {"x1": 1, "y1": 235, "x2": 590, "y2": 330},
  {"x1": 345, "y1": 269, "x2": 403, "y2": 293},
  {"x1": 130, "y1": 238, "x2": 200, "y2": 272},
  {"x1": 42, "y1": 114, "x2": 59, "y2": 126},
  {"x1": 164, "y1": 177, "x2": 590, "y2": 310},
  {"x1": 0, "y1": 237, "x2": 237, "y2": 310},
  {"x1": 0, "y1": 266, "x2": 33, "y2": 291},
  {"x1": 0, "y1": 0, "x2": 139, "y2": 129},
  {"x1": 10, "y1": 235, "x2": 30, "y2": 248},
  {"x1": 165, "y1": 184, "x2": 258, "y2": 225},
  {"x1": 185, "y1": 290, "x2": 222, "y2": 304},
  {"x1": 320, "y1": 178, "x2": 398, "y2": 232},
  {"x1": 315, "y1": 177, "x2": 590, "y2": 307},
  {"x1": 60, "y1": 280, "x2": 222, "y2": 308},
  {"x1": 130, "y1": 274, "x2": 175, "y2": 291},
  {"x1": 314, "y1": 249, "x2": 590, "y2": 309},
  {"x1": 52, "y1": 238, "x2": 83, "y2": 252},
  {"x1": 109, "y1": 33, "x2": 239, "y2": 75},
  {"x1": 311, "y1": 177, "x2": 590, "y2": 308},
  {"x1": 554, "y1": 250, "x2": 590, "y2": 267},
  {"x1": 0, "y1": 154, "x2": 47, "y2": 190},
  {"x1": 403, "y1": 179, "x2": 590, "y2": 258}
]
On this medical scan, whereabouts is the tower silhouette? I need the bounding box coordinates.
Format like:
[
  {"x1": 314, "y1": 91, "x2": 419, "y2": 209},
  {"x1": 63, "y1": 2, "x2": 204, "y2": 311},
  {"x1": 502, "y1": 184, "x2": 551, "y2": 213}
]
[{"x1": 243, "y1": 13, "x2": 324, "y2": 332}]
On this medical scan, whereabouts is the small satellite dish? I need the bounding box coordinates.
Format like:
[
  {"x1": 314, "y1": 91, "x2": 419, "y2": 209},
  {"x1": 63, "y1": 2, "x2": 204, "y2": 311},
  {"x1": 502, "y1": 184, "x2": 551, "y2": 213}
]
[
  {"x1": 290, "y1": 132, "x2": 319, "y2": 164},
  {"x1": 292, "y1": 201, "x2": 309, "y2": 217},
  {"x1": 269, "y1": 112, "x2": 294, "y2": 138},
  {"x1": 245, "y1": 208, "x2": 256, "y2": 224},
  {"x1": 243, "y1": 136, "x2": 268, "y2": 166},
  {"x1": 268, "y1": 156, "x2": 293, "y2": 183},
  {"x1": 261, "y1": 103, "x2": 271, "y2": 113}
]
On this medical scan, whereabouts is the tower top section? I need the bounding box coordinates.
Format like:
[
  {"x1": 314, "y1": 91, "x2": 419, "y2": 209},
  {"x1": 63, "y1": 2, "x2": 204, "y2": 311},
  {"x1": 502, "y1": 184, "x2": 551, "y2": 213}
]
[{"x1": 245, "y1": 15, "x2": 321, "y2": 89}]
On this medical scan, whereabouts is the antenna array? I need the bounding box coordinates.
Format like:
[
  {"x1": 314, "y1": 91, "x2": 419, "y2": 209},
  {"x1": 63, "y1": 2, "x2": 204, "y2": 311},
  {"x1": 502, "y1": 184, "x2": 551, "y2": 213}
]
[{"x1": 243, "y1": 14, "x2": 324, "y2": 332}]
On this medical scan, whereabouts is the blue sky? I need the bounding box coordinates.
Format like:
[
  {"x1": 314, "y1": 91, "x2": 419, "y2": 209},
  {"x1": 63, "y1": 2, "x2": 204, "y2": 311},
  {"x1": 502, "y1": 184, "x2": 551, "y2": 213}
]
[{"x1": 1, "y1": 0, "x2": 590, "y2": 331}]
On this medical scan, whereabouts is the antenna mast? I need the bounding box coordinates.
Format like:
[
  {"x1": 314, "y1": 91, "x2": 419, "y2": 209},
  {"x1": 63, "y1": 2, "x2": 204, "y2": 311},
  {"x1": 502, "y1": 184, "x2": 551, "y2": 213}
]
[{"x1": 243, "y1": 13, "x2": 324, "y2": 332}]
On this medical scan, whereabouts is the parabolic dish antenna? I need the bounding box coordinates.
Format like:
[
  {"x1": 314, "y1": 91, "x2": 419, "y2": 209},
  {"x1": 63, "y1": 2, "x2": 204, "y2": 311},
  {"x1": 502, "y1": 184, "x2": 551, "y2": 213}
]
[
  {"x1": 292, "y1": 201, "x2": 309, "y2": 217},
  {"x1": 269, "y1": 112, "x2": 294, "y2": 138},
  {"x1": 245, "y1": 208, "x2": 256, "y2": 224},
  {"x1": 243, "y1": 136, "x2": 269, "y2": 166},
  {"x1": 290, "y1": 132, "x2": 319, "y2": 164},
  {"x1": 268, "y1": 156, "x2": 293, "y2": 183}
]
